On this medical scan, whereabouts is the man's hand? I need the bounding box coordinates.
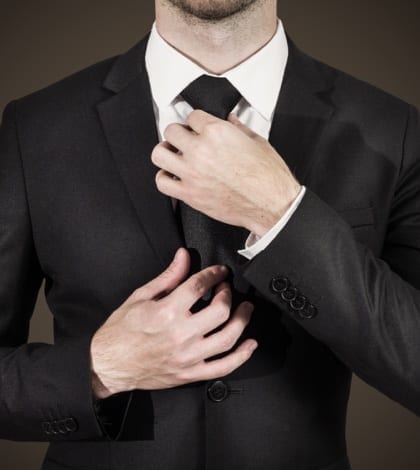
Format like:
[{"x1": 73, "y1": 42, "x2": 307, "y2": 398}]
[
  {"x1": 90, "y1": 248, "x2": 257, "y2": 399},
  {"x1": 152, "y1": 110, "x2": 302, "y2": 238}
]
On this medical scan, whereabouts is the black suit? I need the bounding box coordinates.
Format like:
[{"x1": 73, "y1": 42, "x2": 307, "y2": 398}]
[{"x1": 0, "y1": 29, "x2": 419, "y2": 470}]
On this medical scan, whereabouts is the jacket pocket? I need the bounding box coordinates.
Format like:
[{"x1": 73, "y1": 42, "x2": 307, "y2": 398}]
[
  {"x1": 336, "y1": 206, "x2": 378, "y2": 252},
  {"x1": 336, "y1": 206, "x2": 375, "y2": 228}
]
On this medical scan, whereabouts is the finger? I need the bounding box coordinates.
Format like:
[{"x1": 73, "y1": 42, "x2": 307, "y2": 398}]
[
  {"x1": 151, "y1": 142, "x2": 186, "y2": 178},
  {"x1": 163, "y1": 122, "x2": 196, "y2": 152},
  {"x1": 227, "y1": 113, "x2": 261, "y2": 139},
  {"x1": 166, "y1": 264, "x2": 229, "y2": 312},
  {"x1": 162, "y1": 139, "x2": 180, "y2": 153},
  {"x1": 188, "y1": 282, "x2": 232, "y2": 336},
  {"x1": 213, "y1": 281, "x2": 230, "y2": 297},
  {"x1": 195, "y1": 301, "x2": 254, "y2": 361},
  {"x1": 186, "y1": 109, "x2": 220, "y2": 134},
  {"x1": 125, "y1": 247, "x2": 190, "y2": 304},
  {"x1": 183, "y1": 338, "x2": 258, "y2": 382},
  {"x1": 155, "y1": 169, "x2": 185, "y2": 199}
]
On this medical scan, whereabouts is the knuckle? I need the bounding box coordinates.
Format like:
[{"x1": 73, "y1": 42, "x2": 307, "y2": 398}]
[
  {"x1": 163, "y1": 123, "x2": 177, "y2": 140},
  {"x1": 219, "y1": 331, "x2": 236, "y2": 351},
  {"x1": 129, "y1": 286, "x2": 144, "y2": 302},
  {"x1": 190, "y1": 277, "x2": 206, "y2": 295},
  {"x1": 165, "y1": 307, "x2": 177, "y2": 323},
  {"x1": 126, "y1": 301, "x2": 141, "y2": 315},
  {"x1": 172, "y1": 371, "x2": 184, "y2": 384},
  {"x1": 172, "y1": 352, "x2": 188, "y2": 368},
  {"x1": 153, "y1": 302, "x2": 172, "y2": 322},
  {"x1": 168, "y1": 326, "x2": 186, "y2": 346},
  {"x1": 203, "y1": 120, "x2": 222, "y2": 137},
  {"x1": 124, "y1": 305, "x2": 138, "y2": 324},
  {"x1": 216, "y1": 305, "x2": 230, "y2": 324},
  {"x1": 166, "y1": 309, "x2": 177, "y2": 324},
  {"x1": 174, "y1": 368, "x2": 191, "y2": 384}
]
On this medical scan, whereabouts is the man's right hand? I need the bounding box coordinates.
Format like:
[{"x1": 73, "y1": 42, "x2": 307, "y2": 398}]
[{"x1": 90, "y1": 247, "x2": 257, "y2": 399}]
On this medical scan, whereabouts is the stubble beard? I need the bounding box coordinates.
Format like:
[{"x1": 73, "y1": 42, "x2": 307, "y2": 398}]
[{"x1": 164, "y1": 0, "x2": 261, "y2": 21}]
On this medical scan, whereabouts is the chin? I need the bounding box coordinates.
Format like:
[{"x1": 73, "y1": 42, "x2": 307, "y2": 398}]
[{"x1": 167, "y1": 0, "x2": 259, "y2": 21}]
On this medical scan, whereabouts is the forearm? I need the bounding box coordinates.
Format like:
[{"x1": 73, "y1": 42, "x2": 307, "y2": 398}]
[
  {"x1": 0, "y1": 337, "x2": 105, "y2": 441},
  {"x1": 239, "y1": 188, "x2": 420, "y2": 415}
]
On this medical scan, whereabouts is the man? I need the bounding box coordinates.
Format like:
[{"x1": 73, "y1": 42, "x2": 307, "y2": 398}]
[{"x1": 0, "y1": 0, "x2": 419, "y2": 469}]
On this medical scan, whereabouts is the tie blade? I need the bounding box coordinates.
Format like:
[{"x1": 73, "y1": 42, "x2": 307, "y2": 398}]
[{"x1": 176, "y1": 75, "x2": 249, "y2": 311}]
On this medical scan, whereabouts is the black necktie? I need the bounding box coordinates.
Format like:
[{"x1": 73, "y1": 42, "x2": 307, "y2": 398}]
[
  {"x1": 180, "y1": 74, "x2": 241, "y2": 120},
  {"x1": 177, "y1": 74, "x2": 251, "y2": 308}
]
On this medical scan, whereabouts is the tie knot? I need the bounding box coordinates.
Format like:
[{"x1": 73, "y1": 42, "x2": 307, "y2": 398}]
[{"x1": 180, "y1": 74, "x2": 241, "y2": 120}]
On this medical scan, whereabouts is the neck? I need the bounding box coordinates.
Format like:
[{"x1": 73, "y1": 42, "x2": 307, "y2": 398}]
[{"x1": 155, "y1": 1, "x2": 278, "y2": 75}]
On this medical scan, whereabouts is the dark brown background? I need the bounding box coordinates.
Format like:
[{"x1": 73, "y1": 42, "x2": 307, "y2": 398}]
[{"x1": 0, "y1": 1, "x2": 419, "y2": 469}]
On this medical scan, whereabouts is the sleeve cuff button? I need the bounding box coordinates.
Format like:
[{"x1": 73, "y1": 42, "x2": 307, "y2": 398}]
[
  {"x1": 281, "y1": 287, "x2": 298, "y2": 302},
  {"x1": 298, "y1": 303, "x2": 318, "y2": 319},
  {"x1": 290, "y1": 294, "x2": 307, "y2": 311},
  {"x1": 64, "y1": 417, "x2": 78, "y2": 433},
  {"x1": 270, "y1": 277, "x2": 290, "y2": 293}
]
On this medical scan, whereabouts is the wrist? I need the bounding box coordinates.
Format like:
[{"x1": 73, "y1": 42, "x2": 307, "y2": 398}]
[
  {"x1": 91, "y1": 369, "x2": 113, "y2": 400},
  {"x1": 247, "y1": 182, "x2": 302, "y2": 238},
  {"x1": 247, "y1": 210, "x2": 284, "y2": 239},
  {"x1": 90, "y1": 333, "x2": 116, "y2": 400}
]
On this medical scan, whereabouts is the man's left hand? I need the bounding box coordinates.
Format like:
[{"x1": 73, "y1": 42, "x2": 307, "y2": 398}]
[{"x1": 152, "y1": 110, "x2": 302, "y2": 238}]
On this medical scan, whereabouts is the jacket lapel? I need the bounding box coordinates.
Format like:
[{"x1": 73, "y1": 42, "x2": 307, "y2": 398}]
[
  {"x1": 96, "y1": 32, "x2": 183, "y2": 271},
  {"x1": 268, "y1": 37, "x2": 336, "y2": 185}
]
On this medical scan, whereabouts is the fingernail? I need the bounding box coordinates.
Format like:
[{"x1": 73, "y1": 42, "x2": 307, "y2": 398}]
[
  {"x1": 219, "y1": 265, "x2": 228, "y2": 273},
  {"x1": 173, "y1": 248, "x2": 181, "y2": 263},
  {"x1": 248, "y1": 341, "x2": 258, "y2": 352},
  {"x1": 245, "y1": 302, "x2": 254, "y2": 313}
]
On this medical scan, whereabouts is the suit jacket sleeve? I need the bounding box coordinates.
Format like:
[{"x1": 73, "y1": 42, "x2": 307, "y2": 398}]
[
  {"x1": 239, "y1": 103, "x2": 420, "y2": 415},
  {"x1": 0, "y1": 100, "x2": 132, "y2": 441}
]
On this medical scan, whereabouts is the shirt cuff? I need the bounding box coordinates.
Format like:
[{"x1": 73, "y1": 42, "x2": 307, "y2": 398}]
[{"x1": 237, "y1": 186, "x2": 306, "y2": 260}]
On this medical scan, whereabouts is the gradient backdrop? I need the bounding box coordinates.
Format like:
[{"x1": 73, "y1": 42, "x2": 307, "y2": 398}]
[{"x1": 0, "y1": 1, "x2": 419, "y2": 469}]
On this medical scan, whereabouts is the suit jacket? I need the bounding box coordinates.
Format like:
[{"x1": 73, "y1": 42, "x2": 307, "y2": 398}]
[{"x1": 0, "y1": 29, "x2": 419, "y2": 470}]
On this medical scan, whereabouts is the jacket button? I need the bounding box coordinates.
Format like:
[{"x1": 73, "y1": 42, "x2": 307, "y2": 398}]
[
  {"x1": 64, "y1": 417, "x2": 78, "y2": 432},
  {"x1": 290, "y1": 294, "x2": 307, "y2": 311},
  {"x1": 50, "y1": 420, "x2": 60, "y2": 435},
  {"x1": 281, "y1": 287, "x2": 298, "y2": 302},
  {"x1": 298, "y1": 303, "x2": 318, "y2": 319},
  {"x1": 41, "y1": 421, "x2": 52, "y2": 436},
  {"x1": 270, "y1": 277, "x2": 290, "y2": 293},
  {"x1": 207, "y1": 380, "x2": 229, "y2": 403},
  {"x1": 57, "y1": 419, "x2": 68, "y2": 435}
]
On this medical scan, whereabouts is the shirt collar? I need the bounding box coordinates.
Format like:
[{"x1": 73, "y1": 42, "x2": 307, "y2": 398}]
[{"x1": 145, "y1": 18, "x2": 288, "y2": 121}]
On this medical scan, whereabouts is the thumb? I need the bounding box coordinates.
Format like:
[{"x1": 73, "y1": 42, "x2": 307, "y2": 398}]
[
  {"x1": 126, "y1": 247, "x2": 190, "y2": 303},
  {"x1": 227, "y1": 113, "x2": 260, "y2": 139}
]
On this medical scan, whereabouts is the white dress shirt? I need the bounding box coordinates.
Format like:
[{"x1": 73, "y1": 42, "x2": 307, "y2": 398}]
[{"x1": 145, "y1": 18, "x2": 306, "y2": 260}]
